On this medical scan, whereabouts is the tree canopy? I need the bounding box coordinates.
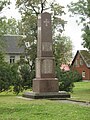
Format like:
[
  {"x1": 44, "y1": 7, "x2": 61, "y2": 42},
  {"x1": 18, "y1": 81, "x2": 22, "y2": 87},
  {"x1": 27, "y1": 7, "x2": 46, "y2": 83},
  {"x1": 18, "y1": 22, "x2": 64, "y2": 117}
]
[
  {"x1": 68, "y1": 0, "x2": 90, "y2": 51},
  {"x1": 0, "y1": 0, "x2": 10, "y2": 13},
  {"x1": 16, "y1": 0, "x2": 72, "y2": 66}
]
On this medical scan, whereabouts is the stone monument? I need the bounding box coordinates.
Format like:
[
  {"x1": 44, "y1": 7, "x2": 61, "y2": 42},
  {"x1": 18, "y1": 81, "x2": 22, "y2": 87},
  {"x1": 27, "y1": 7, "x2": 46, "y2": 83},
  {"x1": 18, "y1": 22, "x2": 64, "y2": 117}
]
[{"x1": 23, "y1": 12, "x2": 70, "y2": 99}]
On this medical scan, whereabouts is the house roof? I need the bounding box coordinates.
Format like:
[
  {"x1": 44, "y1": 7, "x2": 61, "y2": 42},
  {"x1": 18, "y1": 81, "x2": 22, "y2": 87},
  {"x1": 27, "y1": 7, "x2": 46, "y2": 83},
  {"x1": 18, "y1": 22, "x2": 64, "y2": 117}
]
[
  {"x1": 1, "y1": 35, "x2": 25, "y2": 54},
  {"x1": 60, "y1": 64, "x2": 70, "y2": 71},
  {"x1": 71, "y1": 50, "x2": 90, "y2": 68},
  {"x1": 80, "y1": 50, "x2": 90, "y2": 67}
]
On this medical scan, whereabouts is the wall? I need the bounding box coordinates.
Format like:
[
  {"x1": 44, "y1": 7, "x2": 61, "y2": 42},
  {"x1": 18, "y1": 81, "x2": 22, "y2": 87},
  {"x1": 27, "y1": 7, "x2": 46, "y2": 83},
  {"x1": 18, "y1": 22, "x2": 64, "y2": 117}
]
[
  {"x1": 72, "y1": 53, "x2": 90, "y2": 81},
  {"x1": 4, "y1": 54, "x2": 21, "y2": 64}
]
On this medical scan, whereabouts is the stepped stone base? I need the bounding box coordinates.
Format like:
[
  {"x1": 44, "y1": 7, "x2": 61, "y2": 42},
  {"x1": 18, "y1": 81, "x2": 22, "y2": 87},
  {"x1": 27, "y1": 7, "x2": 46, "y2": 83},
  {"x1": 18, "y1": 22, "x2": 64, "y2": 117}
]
[{"x1": 22, "y1": 91, "x2": 70, "y2": 99}]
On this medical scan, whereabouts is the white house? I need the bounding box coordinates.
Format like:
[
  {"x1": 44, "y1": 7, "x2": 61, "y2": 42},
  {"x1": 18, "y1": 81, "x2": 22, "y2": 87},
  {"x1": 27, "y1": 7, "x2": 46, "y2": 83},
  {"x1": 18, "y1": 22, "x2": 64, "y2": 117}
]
[{"x1": 1, "y1": 35, "x2": 25, "y2": 64}]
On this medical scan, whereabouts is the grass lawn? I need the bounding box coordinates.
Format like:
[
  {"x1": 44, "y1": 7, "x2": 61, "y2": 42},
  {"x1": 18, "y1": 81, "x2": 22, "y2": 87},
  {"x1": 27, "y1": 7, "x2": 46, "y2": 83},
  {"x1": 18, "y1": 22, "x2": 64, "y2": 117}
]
[
  {"x1": 0, "y1": 95, "x2": 89, "y2": 120},
  {"x1": 71, "y1": 82, "x2": 90, "y2": 102},
  {"x1": 0, "y1": 82, "x2": 90, "y2": 120}
]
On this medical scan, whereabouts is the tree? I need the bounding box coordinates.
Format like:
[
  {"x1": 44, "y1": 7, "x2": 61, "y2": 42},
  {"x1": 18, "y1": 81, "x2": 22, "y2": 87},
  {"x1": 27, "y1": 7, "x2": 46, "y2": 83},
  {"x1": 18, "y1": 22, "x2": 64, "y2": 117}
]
[
  {"x1": 0, "y1": 63, "x2": 12, "y2": 92},
  {"x1": 19, "y1": 63, "x2": 35, "y2": 89},
  {"x1": 0, "y1": 0, "x2": 10, "y2": 50},
  {"x1": 0, "y1": 0, "x2": 10, "y2": 13},
  {"x1": 68, "y1": 0, "x2": 90, "y2": 51},
  {"x1": 0, "y1": 0, "x2": 10, "y2": 33},
  {"x1": 16, "y1": 0, "x2": 72, "y2": 66},
  {"x1": 0, "y1": 18, "x2": 20, "y2": 35},
  {"x1": 53, "y1": 35, "x2": 72, "y2": 66},
  {"x1": 15, "y1": 0, "x2": 73, "y2": 92},
  {"x1": 0, "y1": 53, "x2": 13, "y2": 92}
]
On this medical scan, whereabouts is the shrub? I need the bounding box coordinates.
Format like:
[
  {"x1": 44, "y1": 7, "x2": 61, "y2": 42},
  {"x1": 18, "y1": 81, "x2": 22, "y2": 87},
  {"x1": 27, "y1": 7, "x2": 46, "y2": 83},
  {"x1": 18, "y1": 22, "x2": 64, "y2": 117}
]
[
  {"x1": 11, "y1": 63, "x2": 35, "y2": 94},
  {"x1": 56, "y1": 67, "x2": 74, "y2": 92},
  {"x1": 56, "y1": 66, "x2": 82, "y2": 92},
  {"x1": 0, "y1": 63, "x2": 12, "y2": 92},
  {"x1": 72, "y1": 70, "x2": 82, "y2": 82},
  {"x1": 10, "y1": 64, "x2": 23, "y2": 94},
  {"x1": 20, "y1": 64, "x2": 35, "y2": 90}
]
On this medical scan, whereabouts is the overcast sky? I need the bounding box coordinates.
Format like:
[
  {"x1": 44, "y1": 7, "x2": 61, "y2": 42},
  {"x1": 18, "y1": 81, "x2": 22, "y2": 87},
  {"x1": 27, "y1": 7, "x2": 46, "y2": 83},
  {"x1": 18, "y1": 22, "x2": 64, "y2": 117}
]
[{"x1": 1, "y1": 0, "x2": 85, "y2": 54}]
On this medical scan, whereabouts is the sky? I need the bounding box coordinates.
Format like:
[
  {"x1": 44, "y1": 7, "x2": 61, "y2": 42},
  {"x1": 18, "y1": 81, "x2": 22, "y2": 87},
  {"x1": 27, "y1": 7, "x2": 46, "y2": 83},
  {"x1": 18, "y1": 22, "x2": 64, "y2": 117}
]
[{"x1": 1, "y1": 0, "x2": 86, "y2": 55}]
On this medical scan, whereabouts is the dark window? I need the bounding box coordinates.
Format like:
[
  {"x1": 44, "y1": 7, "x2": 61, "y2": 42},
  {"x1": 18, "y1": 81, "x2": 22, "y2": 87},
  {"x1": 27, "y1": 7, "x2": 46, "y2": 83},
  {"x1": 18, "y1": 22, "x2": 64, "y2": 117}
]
[{"x1": 10, "y1": 56, "x2": 15, "y2": 64}]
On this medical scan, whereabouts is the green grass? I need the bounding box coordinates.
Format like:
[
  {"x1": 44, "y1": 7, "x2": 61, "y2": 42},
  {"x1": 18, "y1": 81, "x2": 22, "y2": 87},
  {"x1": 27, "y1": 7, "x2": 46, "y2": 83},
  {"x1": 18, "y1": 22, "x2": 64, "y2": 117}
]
[
  {"x1": 0, "y1": 94, "x2": 90, "y2": 120},
  {"x1": 0, "y1": 82, "x2": 90, "y2": 120},
  {"x1": 71, "y1": 82, "x2": 90, "y2": 102}
]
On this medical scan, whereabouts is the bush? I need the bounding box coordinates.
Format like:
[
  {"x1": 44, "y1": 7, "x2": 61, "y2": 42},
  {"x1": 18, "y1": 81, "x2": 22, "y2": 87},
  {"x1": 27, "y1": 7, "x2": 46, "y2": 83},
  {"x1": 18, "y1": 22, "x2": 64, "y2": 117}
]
[
  {"x1": 20, "y1": 64, "x2": 35, "y2": 90},
  {"x1": 0, "y1": 63, "x2": 12, "y2": 92},
  {"x1": 56, "y1": 66, "x2": 82, "y2": 92},
  {"x1": 11, "y1": 63, "x2": 35, "y2": 94},
  {"x1": 10, "y1": 64, "x2": 23, "y2": 94},
  {"x1": 72, "y1": 70, "x2": 82, "y2": 82}
]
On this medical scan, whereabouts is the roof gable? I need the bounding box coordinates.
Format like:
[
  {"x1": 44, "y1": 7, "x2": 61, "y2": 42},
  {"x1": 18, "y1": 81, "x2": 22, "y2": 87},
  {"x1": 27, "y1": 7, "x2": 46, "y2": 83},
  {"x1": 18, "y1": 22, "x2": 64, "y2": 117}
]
[
  {"x1": 71, "y1": 50, "x2": 90, "y2": 68},
  {"x1": 1, "y1": 35, "x2": 25, "y2": 54},
  {"x1": 80, "y1": 50, "x2": 90, "y2": 67}
]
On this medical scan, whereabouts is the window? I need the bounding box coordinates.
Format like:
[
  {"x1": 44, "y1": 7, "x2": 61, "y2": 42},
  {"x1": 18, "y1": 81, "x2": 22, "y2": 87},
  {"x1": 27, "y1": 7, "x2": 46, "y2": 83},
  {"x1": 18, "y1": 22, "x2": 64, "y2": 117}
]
[
  {"x1": 82, "y1": 71, "x2": 85, "y2": 78},
  {"x1": 10, "y1": 56, "x2": 15, "y2": 64}
]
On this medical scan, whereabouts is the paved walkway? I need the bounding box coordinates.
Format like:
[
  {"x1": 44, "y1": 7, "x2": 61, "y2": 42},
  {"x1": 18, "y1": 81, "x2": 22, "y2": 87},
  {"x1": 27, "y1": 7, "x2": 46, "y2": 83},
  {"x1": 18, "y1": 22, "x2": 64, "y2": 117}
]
[
  {"x1": 56, "y1": 99, "x2": 90, "y2": 107},
  {"x1": 18, "y1": 96, "x2": 90, "y2": 107}
]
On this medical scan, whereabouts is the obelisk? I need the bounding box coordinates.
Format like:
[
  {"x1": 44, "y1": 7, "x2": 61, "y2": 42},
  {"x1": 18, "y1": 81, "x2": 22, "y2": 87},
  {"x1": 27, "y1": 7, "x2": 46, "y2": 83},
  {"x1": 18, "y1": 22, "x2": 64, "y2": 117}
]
[
  {"x1": 33, "y1": 12, "x2": 59, "y2": 93},
  {"x1": 23, "y1": 12, "x2": 70, "y2": 99}
]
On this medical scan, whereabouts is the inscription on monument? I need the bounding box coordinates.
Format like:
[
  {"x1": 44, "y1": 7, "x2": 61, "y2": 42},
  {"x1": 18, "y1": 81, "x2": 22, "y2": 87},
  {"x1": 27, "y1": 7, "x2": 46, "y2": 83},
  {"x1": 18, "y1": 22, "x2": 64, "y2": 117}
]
[
  {"x1": 42, "y1": 42, "x2": 52, "y2": 51},
  {"x1": 42, "y1": 59, "x2": 53, "y2": 74}
]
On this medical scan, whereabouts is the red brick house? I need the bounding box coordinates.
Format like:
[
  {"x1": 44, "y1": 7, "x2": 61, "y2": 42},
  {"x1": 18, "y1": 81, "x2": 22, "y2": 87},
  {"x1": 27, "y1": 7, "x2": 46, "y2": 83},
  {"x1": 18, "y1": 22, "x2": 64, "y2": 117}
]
[{"x1": 71, "y1": 50, "x2": 90, "y2": 81}]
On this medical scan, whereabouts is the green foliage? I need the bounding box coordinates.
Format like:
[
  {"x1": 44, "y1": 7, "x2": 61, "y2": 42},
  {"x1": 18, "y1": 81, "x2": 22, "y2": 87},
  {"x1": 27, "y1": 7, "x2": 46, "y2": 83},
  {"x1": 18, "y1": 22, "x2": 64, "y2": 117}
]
[
  {"x1": 0, "y1": 0, "x2": 10, "y2": 50},
  {"x1": 0, "y1": 54, "x2": 35, "y2": 94},
  {"x1": 10, "y1": 64, "x2": 23, "y2": 94},
  {"x1": 0, "y1": 63, "x2": 12, "y2": 92},
  {"x1": 71, "y1": 70, "x2": 82, "y2": 82},
  {"x1": 10, "y1": 63, "x2": 35, "y2": 94},
  {"x1": 0, "y1": 52, "x2": 12, "y2": 92},
  {"x1": 68, "y1": 0, "x2": 90, "y2": 50},
  {"x1": 16, "y1": 0, "x2": 72, "y2": 68},
  {"x1": 0, "y1": 52, "x2": 5, "y2": 63},
  {"x1": 54, "y1": 36, "x2": 72, "y2": 66},
  {"x1": 56, "y1": 66, "x2": 82, "y2": 92},
  {"x1": 0, "y1": 0, "x2": 10, "y2": 12},
  {"x1": 82, "y1": 25, "x2": 90, "y2": 50},
  {"x1": 19, "y1": 64, "x2": 35, "y2": 90},
  {"x1": 0, "y1": 18, "x2": 20, "y2": 35}
]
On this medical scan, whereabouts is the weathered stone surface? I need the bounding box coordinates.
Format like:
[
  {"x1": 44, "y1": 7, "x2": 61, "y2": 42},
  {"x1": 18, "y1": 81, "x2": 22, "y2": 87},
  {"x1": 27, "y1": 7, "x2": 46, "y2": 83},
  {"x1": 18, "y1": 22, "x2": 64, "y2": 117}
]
[
  {"x1": 37, "y1": 12, "x2": 53, "y2": 57},
  {"x1": 23, "y1": 91, "x2": 70, "y2": 99},
  {"x1": 33, "y1": 78, "x2": 59, "y2": 92}
]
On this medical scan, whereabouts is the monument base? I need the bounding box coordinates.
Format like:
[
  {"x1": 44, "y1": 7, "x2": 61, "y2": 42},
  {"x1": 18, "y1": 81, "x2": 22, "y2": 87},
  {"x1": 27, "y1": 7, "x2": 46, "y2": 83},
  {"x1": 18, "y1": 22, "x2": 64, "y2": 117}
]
[
  {"x1": 33, "y1": 78, "x2": 59, "y2": 92},
  {"x1": 22, "y1": 91, "x2": 70, "y2": 99}
]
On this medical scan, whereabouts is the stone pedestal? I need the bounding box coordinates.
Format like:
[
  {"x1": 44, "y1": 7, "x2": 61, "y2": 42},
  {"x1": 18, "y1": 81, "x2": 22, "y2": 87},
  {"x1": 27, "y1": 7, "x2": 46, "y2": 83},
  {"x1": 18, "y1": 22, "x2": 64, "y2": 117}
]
[
  {"x1": 23, "y1": 91, "x2": 70, "y2": 99},
  {"x1": 33, "y1": 78, "x2": 58, "y2": 92}
]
